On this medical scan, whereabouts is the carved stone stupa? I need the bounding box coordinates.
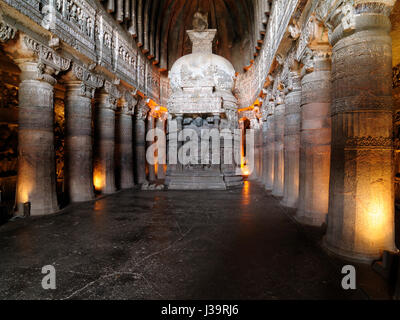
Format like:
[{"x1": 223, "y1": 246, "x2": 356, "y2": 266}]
[{"x1": 165, "y1": 12, "x2": 243, "y2": 190}]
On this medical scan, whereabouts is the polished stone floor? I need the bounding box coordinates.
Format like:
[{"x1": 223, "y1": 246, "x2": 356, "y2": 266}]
[{"x1": 0, "y1": 182, "x2": 390, "y2": 299}]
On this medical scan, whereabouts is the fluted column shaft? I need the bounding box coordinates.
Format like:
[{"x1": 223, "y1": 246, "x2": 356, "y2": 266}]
[
  {"x1": 249, "y1": 121, "x2": 261, "y2": 180},
  {"x1": 296, "y1": 56, "x2": 331, "y2": 226},
  {"x1": 256, "y1": 123, "x2": 263, "y2": 181},
  {"x1": 324, "y1": 2, "x2": 396, "y2": 262},
  {"x1": 135, "y1": 113, "x2": 147, "y2": 185},
  {"x1": 64, "y1": 82, "x2": 95, "y2": 202},
  {"x1": 94, "y1": 92, "x2": 117, "y2": 194},
  {"x1": 261, "y1": 120, "x2": 269, "y2": 186},
  {"x1": 117, "y1": 109, "x2": 134, "y2": 189},
  {"x1": 156, "y1": 115, "x2": 167, "y2": 180},
  {"x1": 282, "y1": 72, "x2": 302, "y2": 208},
  {"x1": 265, "y1": 112, "x2": 275, "y2": 190},
  {"x1": 16, "y1": 61, "x2": 58, "y2": 215},
  {"x1": 272, "y1": 98, "x2": 285, "y2": 197}
]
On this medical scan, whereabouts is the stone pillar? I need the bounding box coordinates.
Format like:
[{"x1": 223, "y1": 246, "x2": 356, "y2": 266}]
[
  {"x1": 6, "y1": 35, "x2": 71, "y2": 215},
  {"x1": 134, "y1": 98, "x2": 149, "y2": 185},
  {"x1": 281, "y1": 70, "x2": 302, "y2": 208},
  {"x1": 156, "y1": 113, "x2": 167, "y2": 180},
  {"x1": 249, "y1": 118, "x2": 261, "y2": 180},
  {"x1": 166, "y1": 114, "x2": 179, "y2": 175},
  {"x1": 265, "y1": 101, "x2": 275, "y2": 191},
  {"x1": 147, "y1": 112, "x2": 156, "y2": 183},
  {"x1": 256, "y1": 119, "x2": 263, "y2": 182},
  {"x1": 261, "y1": 111, "x2": 269, "y2": 187},
  {"x1": 16, "y1": 62, "x2": 59, "y2": 215},
  {"x1": 116, "y1": 91, "x2": 136, "y2": 189},
  {"x1": 324, "y1": 1, "x2": 396, "y2": 262},
  {"x1": 272, "y1": 92, "x2": 285, "y2": 197},
  {"x1": 64, "y1": 64, "x2": 103, "y2": 202},
  {"x1": 94, "y1": 81, "x2": 120, "y2": 194},
  {"x1": 296, "y1": 49, "x2": 331, "y2": 226},
  {"x1": 176, "y1": 115, "x2": 184, "y2": 172}
]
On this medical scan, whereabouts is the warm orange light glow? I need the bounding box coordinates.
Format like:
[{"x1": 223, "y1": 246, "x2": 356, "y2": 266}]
[
  {"x1": 18, "y1": 183, "x2": 32, "y2": 204},
  {"x1": 93, "y1": 172, "x2": 105, "y2": 191},
  {"x1": 359, "y1": 195, "x2": 390, "y2": 245},
  {"x1": 238, "y1": 99, "x2": 261, "y2": 113},
  {"x1": 240, "y1": 154, "x2": 251, "y2": 176},
  {"x1": 147, "y1": 99, "x2": 159, "y2": 108},
  {"x1": 241, "y1": 167, "x2": 251, "y2": 176}
]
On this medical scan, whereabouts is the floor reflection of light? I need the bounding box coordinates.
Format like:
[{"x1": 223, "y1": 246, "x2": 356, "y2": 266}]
[
  {"x1": 241, "y1": 180, "x2": 251, "y2": 206},
  {"x1": 93, "y1": 200, "x2": 106, "y2": 230},
  {"x1": 94, "y1": 200, "x2": 105, "y2": 212}
]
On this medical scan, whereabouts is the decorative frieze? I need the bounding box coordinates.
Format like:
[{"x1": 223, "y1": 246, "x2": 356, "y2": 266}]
[
  {"x1": 2, "y1": 0, "x2": 162, "y2": 103},
  {"x1": 0, "y1": 19, "x2": 16, "y2": 42},
  {"x1": 42, "y1": 0, "x2": 96, "y2": 61},
  {"x1": 24, "y1": 36, "x2": 71, "y2": 70},
  {"x1": 71, "y1": 62, "x2": 104, "y2": 98},
  {"x1": 342, "y1": 136, "x2": 393, "y2": 149}
]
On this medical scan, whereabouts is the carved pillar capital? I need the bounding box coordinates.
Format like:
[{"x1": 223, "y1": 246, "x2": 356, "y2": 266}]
[
  {"x1": 5, "y1": 34, "x2": 71, "y2": 85},
  {"x1": 64, "y1": 62, "x2": 104, "y2": 98},
  {"x1": 119, "y1": 89, "x2": 138, "y2": 115},
  {"x1": 98, "y1": 80, "x2": 121, "y2": 110},
  {"x1": 316, "y1": 0, "x2": 395, "y2": 46},
  {"x1": 301, "y1": 46, "x2": 332, "y2": 76},
  {"x1": 135, "y1": 97, "x2": 150, "y2": 121},
  {"x1": 296, "y1": 14, "x2": 330, "y2": 63},
  {"x1": 275, "y1": 90, "x2": 286, "y2": 106},
  {"x1": 287, "y1": 69, "x2": 302, "y2": 93}
]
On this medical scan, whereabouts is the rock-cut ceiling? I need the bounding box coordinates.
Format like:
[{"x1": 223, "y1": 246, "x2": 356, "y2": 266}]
[{"x1": 102, "y1": 0, "x2": 271, "y2": 72}]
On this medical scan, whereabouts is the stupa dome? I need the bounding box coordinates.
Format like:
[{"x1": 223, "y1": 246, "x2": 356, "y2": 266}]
[
  {"x1": 169, "y1": 49, "x2": 236, "y2": 93},
  {"x1": 169, "y1": 28, "x2": 236, "y2": 93}
]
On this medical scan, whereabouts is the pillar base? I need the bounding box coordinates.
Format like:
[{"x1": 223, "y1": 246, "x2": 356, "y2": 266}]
[
  {"x1": 70, "y1": 195, "x2": 95, "y2": 203},
  {"x1": 294, "y1": 211, "x2": 326, "y2": 227},
  {"x1": 17, "y1": 203, "x2": 59, "y2": 217},
  {"x1": 322, "y1": 237, "x2": 385, "y2": 265},
  {"x1": 120, "y1": 183, "x2": 135, "y2": 190},
  {"x1": 272, "y1": 190, "x2": 284, "y2": 198},
  {"x1": 280, "y1": 198, "x2": 298, "y2": 209}
]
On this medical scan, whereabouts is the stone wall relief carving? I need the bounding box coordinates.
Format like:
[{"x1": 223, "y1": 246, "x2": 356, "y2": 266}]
[
  {"x1": 71, "y1": 62, "x2": 104, "y2": 98},
  {"x1": 135, "y1": 98, "x2": 150, "y2": 121},
  {"x1": 0, "y1": 9, "x2": 16, "y2": 42}
]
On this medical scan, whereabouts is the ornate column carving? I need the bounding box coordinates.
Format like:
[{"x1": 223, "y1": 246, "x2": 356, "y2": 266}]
[
  {"x1": 94, "y1": 80, "x2": 121, "y2": 194},
  {"x1": 296, "y1": 45, "x2": 332, "y2": 227},
  {"x1": 134, "y1": 97, "x2": 150, "y2": 185},
  {"x1": 63, "y1": 63, "x2": 104, "y2": 202},
  {"x1": 4, "y1": 34, "x2": 71, "y2": 215},
  {"x1": 116, "y1": 90, "x2": 137, "y2": 189},
  {"x1": 281, "y1": 68, "x2": 302, "y2": 208},
  {"x1": 0, "y1": 16, "x2": 16, "y2": 42},
  {"x1": 272, "y1": 89, "x2": 285, "y2": 197},
  {"x1": 322, "y1": 0, "x2": 397, "y2": 262}
]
